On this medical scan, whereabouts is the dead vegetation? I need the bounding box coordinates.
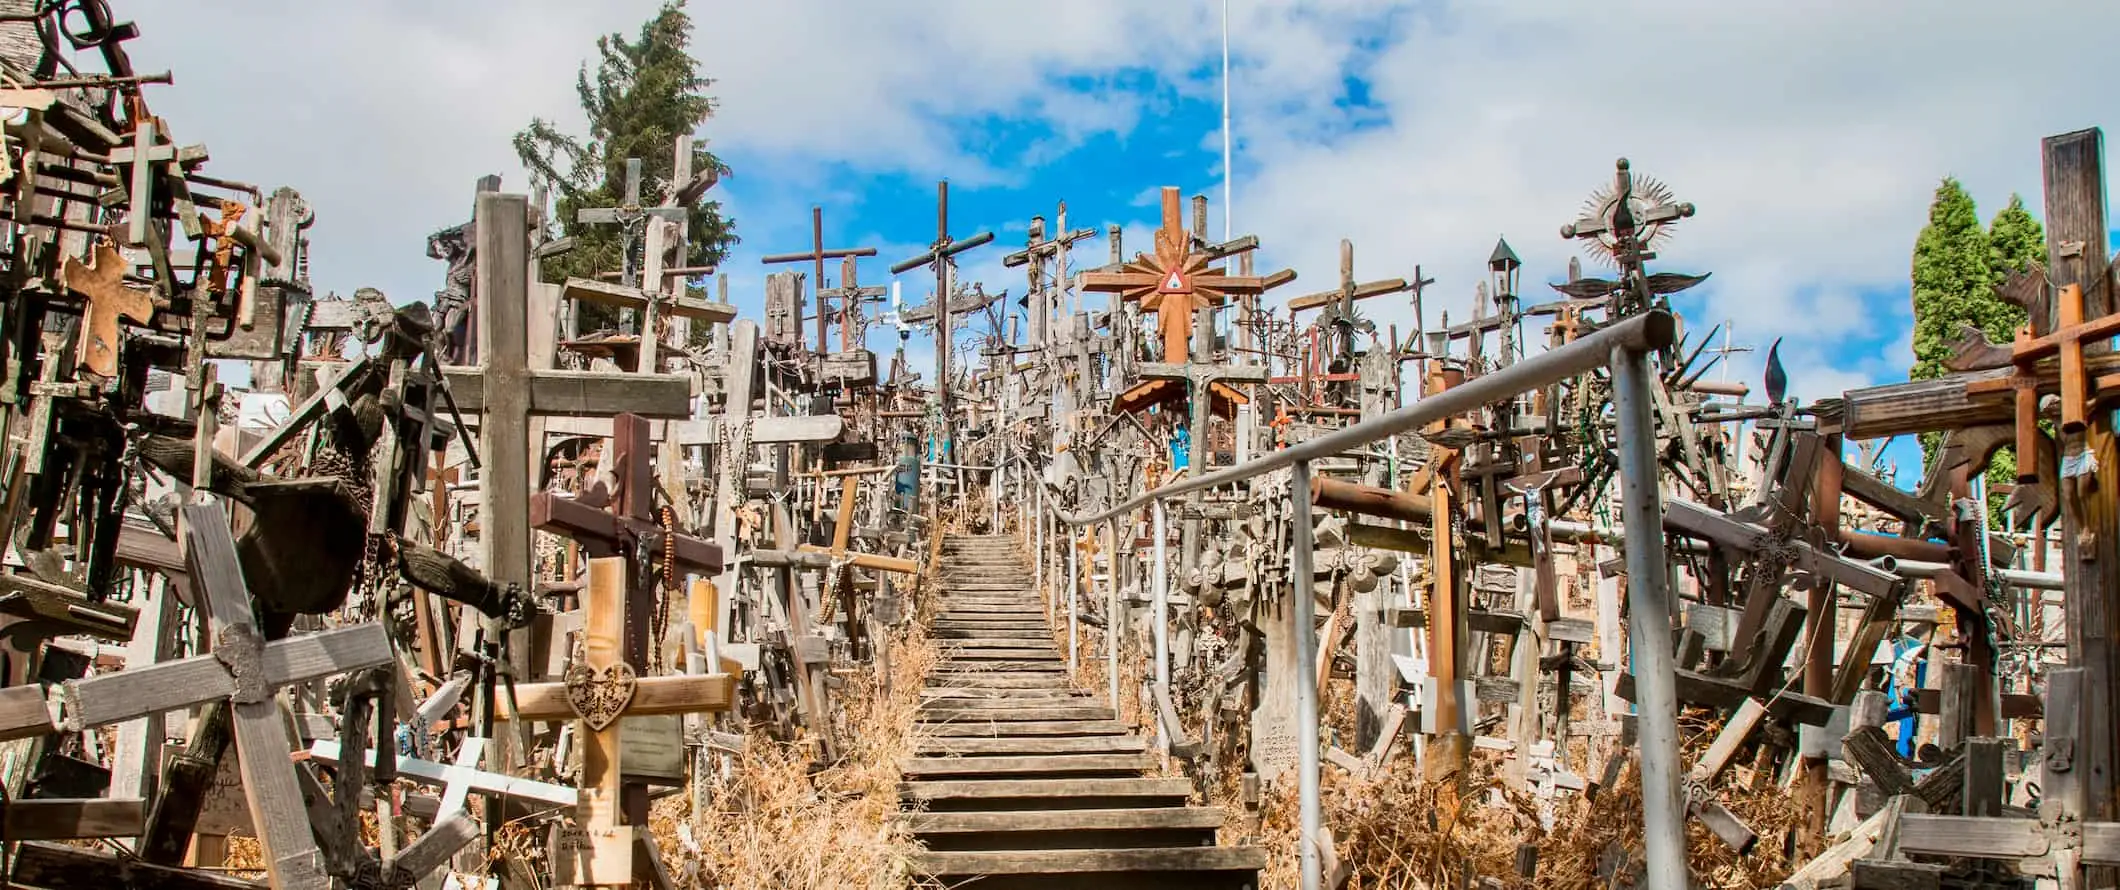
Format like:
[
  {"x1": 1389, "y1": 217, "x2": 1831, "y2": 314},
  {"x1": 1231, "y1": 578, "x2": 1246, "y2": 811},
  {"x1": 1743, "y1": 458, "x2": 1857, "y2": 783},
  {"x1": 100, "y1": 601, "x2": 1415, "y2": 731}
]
[{"x1": 1222, "y1": 679, "x2": 1808, "y2": 889}]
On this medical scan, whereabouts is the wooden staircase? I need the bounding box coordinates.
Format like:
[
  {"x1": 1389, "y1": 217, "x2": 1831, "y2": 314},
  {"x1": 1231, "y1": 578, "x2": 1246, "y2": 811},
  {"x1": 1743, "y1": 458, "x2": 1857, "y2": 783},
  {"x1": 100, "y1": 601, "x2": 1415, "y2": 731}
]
[{"x1": 903, "y1": 534, "x2": 1265, "y2": 889}]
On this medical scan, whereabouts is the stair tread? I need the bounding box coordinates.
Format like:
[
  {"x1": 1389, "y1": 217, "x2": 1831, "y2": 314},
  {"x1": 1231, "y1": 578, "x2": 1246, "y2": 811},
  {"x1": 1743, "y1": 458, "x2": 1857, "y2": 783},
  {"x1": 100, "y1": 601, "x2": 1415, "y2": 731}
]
[
  {"x1": 900, "y1": 753, "x2": 1156, "y2": 776},
  {"x1": 912, "y1": 846, "x2": 1266, "y2": 876},
  {"x1": 914, "y1": 736, "x2": 1147, "y2": 755},
  {"x1": 904, "y1": 807, "x2": 1227, "y2": 834}
]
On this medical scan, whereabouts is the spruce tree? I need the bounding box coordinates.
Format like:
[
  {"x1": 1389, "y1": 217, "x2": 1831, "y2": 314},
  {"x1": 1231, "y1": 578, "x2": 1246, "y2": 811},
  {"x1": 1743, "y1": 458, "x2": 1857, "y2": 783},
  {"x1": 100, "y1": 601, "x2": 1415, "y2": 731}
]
[
  {"x1": 514, "y1": 1, "x2": 735, "y2": 300},
  {"x1": 1906, "y1": 181, "x2": 2050, "y2": 524}
]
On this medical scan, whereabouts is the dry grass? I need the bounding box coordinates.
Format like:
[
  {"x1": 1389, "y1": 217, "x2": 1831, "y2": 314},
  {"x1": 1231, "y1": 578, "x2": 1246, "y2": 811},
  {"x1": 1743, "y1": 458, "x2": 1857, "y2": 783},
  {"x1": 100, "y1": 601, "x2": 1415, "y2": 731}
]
[
  {"x1": 649, "y1": 617, "x2": 941, "y2": 888},
  {"x1": 1222, "y1": 672, "x2": 1808, "y2": 890}
]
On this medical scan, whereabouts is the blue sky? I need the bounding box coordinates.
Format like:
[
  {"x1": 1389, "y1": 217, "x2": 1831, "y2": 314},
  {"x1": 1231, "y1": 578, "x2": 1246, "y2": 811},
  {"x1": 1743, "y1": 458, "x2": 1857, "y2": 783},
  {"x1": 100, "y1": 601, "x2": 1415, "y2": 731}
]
[{"x1": 121, "y1": 0, "x2": 2119, "y2": 489}]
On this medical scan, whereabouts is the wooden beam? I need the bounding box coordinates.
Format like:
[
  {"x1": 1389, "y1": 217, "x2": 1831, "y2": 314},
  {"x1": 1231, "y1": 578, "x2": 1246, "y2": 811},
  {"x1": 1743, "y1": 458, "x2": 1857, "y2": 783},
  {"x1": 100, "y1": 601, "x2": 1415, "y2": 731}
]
[
  {"x1": 5, "y1": 797, "x2": 147, "y2": 839},
  {"x1": 442, "y1": 368, "x2": 694, "y2": 418}
]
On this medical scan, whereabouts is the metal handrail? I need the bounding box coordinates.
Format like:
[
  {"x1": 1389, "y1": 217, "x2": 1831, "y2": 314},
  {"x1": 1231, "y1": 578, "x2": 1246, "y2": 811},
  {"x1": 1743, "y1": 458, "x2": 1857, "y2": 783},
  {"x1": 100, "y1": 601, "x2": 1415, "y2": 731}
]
[
  {"x1": 1047, "y1": 309, "x2": 1676, "y2": 526},
  {"x1": 1017, "y1": 306, "x2": 1683, "y2": 890}
]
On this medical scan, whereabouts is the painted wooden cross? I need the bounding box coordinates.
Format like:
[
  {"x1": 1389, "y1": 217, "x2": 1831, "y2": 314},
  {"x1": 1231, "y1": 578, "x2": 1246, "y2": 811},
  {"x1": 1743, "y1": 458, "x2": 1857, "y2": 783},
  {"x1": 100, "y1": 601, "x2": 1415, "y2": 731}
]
[
  {"x1": 502, "y1": 556, "x2": 736, "y2": 887},
  {"x1": 60, "y1": 503, "x2": 396, "y2": 890},
  {"x1": 1081, "y1": 187, "x2": 1265, "y2": 417}
]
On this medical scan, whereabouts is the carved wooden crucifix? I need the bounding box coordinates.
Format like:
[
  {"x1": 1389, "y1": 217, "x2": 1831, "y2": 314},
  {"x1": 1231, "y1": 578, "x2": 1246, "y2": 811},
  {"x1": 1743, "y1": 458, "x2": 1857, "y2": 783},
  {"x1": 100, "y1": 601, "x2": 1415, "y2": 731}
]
[{"x1": 1004, "y1": 203, "x2": 1098, "y2": 349}]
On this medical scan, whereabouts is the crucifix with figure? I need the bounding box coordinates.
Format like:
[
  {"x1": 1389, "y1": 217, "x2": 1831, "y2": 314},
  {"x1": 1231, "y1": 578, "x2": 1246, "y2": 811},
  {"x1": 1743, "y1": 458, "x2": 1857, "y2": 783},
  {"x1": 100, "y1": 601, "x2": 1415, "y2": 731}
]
[
  {"x1": 760, "y1": 206, "x2": 879, "y2": 354},
  {"x1": 890, "y1": 181, "x2": 996, "y2": 463}
]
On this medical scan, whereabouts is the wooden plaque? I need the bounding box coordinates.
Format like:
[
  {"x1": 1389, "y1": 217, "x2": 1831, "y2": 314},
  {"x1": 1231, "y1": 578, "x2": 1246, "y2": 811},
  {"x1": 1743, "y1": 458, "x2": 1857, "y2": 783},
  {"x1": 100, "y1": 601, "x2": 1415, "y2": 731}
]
[{"x1": 619, "y1": 714, "x2": 686, "y2": 784}]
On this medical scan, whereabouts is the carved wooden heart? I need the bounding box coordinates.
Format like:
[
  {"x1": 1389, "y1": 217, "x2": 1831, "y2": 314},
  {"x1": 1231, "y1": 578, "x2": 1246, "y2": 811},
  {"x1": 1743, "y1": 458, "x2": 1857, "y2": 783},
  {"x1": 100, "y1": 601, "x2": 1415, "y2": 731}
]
[{"x1": 563, "y1": 662, "x2": 638, "y2": 731}]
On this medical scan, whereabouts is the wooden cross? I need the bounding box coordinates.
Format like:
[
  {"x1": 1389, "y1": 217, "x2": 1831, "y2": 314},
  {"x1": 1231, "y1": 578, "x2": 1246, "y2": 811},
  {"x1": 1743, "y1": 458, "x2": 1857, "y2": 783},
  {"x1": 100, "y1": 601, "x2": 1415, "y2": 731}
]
[
  {"x1": 1287, "y1": 239, "x2": 1411, "y2": 365},
  {"x1": 1964, "y1": 283, "x2": 2120, "y2": 476},
  {"x1": 1003, "y1": 203, "x2": 1098, "y2": 349},
  {"x1": 888, "y1": 180, "x2": 996, "y2": 463},
  {"x1": 575, "y1": 158, "x2": 689, "y2": 291},
  {"x1": 502, "y1": 557, "x2": 736, "y2": 887},
  {"x1": 59, "y1": 238, "x2": 155, "y2": 379},
  {"x1": 61, "y1": 503, "x2": 396, "y2": 890},
  {"x1": 817, "y1": 255, "x2": 888, "y2": 352},
  {"x1": 530, "y1": 410, "x2": 724, "y2": 850},
  {"x1": 1082, "y1": 187, "x2": 1264, "y2": 366},
  {"x1": 759, "y1": 206, "x2": 878, "y2": 353}
]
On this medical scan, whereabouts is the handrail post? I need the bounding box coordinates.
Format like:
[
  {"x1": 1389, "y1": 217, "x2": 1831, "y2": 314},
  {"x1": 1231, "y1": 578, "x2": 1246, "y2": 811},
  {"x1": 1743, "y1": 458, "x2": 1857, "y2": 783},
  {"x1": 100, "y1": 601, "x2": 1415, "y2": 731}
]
[
  {"x1": 1067, "y1": 527, "x2": 1079, "y2": 675},
  {"x1": 1106, "y1": 518, "x2": 1121, "y2": 709},
  {"x1": 1035, "y1": 485, "x2": 1045, "y2": 606},
  {"x1": 1152, "y1": 499, "x2": 1170, "y2": 696},
  {"x1": 1290, "y1": 458, "x2": 1323, "y2": 890},
  {"x1": 1610, "y1": 343, "x2": 1687, "y2": 890}
]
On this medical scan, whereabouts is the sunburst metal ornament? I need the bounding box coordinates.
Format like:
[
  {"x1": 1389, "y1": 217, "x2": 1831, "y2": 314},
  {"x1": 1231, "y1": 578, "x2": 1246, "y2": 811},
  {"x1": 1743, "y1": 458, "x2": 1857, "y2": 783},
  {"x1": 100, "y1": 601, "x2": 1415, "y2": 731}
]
[{"x1": 1561, "y1": 158, "x2": 1695, "y2": 269}]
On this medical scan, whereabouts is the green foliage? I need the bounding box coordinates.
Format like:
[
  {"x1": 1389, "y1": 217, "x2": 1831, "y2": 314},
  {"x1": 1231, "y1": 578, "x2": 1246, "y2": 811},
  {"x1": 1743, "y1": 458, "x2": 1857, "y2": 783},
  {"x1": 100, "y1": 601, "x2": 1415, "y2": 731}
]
[
  {"x1": 1988, "y1": 193, "x2": 2046, "y2": 278},
  {"x1": 514, "y1": 1, "x2": 736, "y2": 311},
  {"x1": 1906, "y1": 182, "x2": 2049, "y2": 528}
]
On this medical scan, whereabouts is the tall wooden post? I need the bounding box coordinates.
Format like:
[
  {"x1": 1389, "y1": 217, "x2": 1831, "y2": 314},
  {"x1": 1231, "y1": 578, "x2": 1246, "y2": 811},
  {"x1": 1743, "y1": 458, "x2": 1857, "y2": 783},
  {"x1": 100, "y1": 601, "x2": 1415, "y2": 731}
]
[{"x1": 2044, "y1": 128, "x2": 2117, "y2": 831}]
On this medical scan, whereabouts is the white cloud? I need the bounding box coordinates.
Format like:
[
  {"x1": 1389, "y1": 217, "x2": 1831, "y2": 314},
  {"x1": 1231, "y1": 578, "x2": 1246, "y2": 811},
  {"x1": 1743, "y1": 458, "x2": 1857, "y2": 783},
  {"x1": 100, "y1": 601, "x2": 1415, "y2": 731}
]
[{"x1": 106, "y1": 0, "x2": 2116, "y2": 416}]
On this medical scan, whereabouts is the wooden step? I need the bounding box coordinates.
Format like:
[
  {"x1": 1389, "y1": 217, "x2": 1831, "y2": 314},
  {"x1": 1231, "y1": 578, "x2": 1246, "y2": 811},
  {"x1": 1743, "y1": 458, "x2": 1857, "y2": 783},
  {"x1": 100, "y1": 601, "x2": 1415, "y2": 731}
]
[
  {"x1": 943, "y1": 638, "x2": 1058, "y2": 648},
  {"x1": 933, "y1": 626, "x2": 1051, "y2": 636},
  {"x1": 944, "y1": 650, "x2": 1062, "y2": 662},
  {"x1": 901, "y1": 777, "x2": 1193, "y2": 810},
  {"x1": 919, "y1": 720, "x2": 1130, "y2": 737},
  {"x1": 925, "y1": 676, "x2": 1075, "y2": 689},
  {"x1": 915, "y1": 735, "x2": 1147, "y2": 756},
  {"x1": 931, "y1": 662, "x2": 1067, "y2": 673},
  {"x1": 920, "y1": 688, "x2": 1086, "y2": 701},
  {"x1": 911, "y1": 848, "x2": 1266, "y2": 882},
  {"x1": 906, "y1": 807, "x2": 1225, "y2": 852},
  {"x1": 899, "y1": 753, "x2": 1155, "y2": 779},
  {"x1": 920, "y1": 705, "x2": 1116, "y2": 721}
]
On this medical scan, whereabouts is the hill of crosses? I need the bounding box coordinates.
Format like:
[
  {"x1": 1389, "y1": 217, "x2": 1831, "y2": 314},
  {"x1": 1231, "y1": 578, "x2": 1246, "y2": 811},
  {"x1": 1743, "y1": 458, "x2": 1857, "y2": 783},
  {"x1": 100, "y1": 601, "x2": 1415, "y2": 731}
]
[{"x1": 0, "y1": 3, "x2": 2109, "y2": 890}]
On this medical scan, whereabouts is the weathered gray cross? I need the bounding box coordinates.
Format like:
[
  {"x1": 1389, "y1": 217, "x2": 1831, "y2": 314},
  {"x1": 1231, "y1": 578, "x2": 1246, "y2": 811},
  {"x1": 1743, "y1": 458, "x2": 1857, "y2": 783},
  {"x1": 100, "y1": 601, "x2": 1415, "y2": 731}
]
[
  {"x1": 1003, "y1": 203, "x2": 1098, "y2": 350},
  {"x1": 576, "y1": 157, "x2": 689, "y2": 291},
  {"x1": 61, "y1": 503, "x2": 396, "y2": 890}
]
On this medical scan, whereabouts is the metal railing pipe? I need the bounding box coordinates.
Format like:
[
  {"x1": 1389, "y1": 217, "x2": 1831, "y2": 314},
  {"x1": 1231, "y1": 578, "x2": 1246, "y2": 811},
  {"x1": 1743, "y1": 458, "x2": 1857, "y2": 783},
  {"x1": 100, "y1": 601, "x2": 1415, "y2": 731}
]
[
  {"x1": 1048, "y1": 310, "x2": 1674, "y2": 527},
  {"x1": 1290, "y1": 458, "x2": 1323, "y2": 890},
  {"x1": 1610, "y1": 342, "x2": 1688, "y2": 890}
]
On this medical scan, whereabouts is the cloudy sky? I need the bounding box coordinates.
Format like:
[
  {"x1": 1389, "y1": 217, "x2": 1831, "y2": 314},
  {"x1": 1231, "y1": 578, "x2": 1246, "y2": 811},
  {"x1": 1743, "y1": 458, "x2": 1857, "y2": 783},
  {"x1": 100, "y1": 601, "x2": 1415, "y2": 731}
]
[{"x1": 121, "y1": 0, "x2": 2118, "y2": 481}]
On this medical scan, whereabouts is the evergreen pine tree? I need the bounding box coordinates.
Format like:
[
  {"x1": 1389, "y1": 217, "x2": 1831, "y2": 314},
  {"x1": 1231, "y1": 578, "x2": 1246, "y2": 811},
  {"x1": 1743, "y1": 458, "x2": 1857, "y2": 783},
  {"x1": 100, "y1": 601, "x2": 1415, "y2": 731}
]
[
  {"x1": 1906, "y1": 181, "x2": 2050, "y2": 524},
  {"x1": 1973, "y1": 195, "x2": 2046, "y2": 496},
  {"x1": 514, "y1": 1, "x2": 735, "y2": 303}
]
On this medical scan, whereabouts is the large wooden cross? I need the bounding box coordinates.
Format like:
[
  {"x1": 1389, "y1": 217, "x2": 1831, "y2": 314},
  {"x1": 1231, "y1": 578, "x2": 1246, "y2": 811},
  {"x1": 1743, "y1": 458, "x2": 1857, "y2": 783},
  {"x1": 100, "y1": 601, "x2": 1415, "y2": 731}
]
[
  {"x1": 503, "y1": 557, "x2": 736, "y2": 887},
  {"x1": 889, "y1": 180, "x2": 996, "y2": 463},
  {"x1": 1081, "y1": 187, "x2": 1265, "y2": 417},
  {"x1": 62, "y1": 503, "x2": 396, "y2": 890},
  {"x1": 447, "y1": 192, "x2": 700, "y2": 695}
]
